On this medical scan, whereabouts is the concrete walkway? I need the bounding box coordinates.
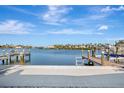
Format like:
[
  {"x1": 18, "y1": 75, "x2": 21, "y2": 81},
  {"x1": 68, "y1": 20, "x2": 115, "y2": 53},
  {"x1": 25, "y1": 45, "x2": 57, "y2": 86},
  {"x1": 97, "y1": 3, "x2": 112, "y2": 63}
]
[{"x1": 0, "y1": 65, "x2": 124, "y2": 88}]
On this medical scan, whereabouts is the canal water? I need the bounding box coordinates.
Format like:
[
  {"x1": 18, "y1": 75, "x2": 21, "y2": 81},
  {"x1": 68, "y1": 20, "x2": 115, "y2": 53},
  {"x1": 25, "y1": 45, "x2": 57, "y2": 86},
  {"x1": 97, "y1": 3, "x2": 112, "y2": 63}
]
[{"x1": 0, "y1": 48, "x2": 101, "y2": 65}]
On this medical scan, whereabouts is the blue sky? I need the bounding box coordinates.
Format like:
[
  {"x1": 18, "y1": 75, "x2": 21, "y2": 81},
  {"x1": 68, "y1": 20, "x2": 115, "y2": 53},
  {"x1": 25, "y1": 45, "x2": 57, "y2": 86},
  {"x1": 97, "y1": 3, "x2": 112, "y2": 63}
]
[{"x1": 0, "y1": 5, "x2": 124, "y2": 46}]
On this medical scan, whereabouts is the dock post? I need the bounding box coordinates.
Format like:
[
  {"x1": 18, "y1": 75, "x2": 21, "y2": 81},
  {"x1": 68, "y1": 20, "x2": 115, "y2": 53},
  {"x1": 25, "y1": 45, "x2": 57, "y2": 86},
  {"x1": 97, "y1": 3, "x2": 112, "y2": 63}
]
[
  {"x1": 2, "y1": 60, "x2": 4, "y2": 65},
  {"x1": 87, "y1": 50, "x2": 90, "y2": 64},
  {"x1": 91, "y1": 46, "x2": 94, "y2": 57},
  {"x1": 15, "y1": 49, "x2": 19, "y2": 62},
  {"x1": 29, "y1": 53, "x2": 31, "y2": 62},
  {"x1": 92, "y1": 49, "x2": 95, "y2": 57},
  {"x1": 101, "y1": 51, "x2": 104, "y2": 65},
  {"x1": 6, "y1": 52, "x2": 10, "y2": 64},
  {"x1": 6, "y1": 53, "x2": 9, "y2": 65},
  {"x1": 8, "y1": 49, "x2": 12, "y2": 64},
  {"x1": 107, "y1": 48, "x2": 110, "y2": 61},
  {"x1": 82, "y1": 50, "x2": 84, "y2": 64},
  {"x1": 91, "y1": 48, "x2": 94, "y2": 57},
  {"x1": 9, "y1": 55, "x2": 12, "y2": 64},
  {"x1": 115, "y1": 46, "x2": 119, "y2": 63},
  {"x1": 94, "y1": 47, "x2": 96, "y2": 57},
  {"x1": 28, "y1": 48, "x2": 31, "y2": 61},
  {"x1": 91, "y1": 46, "x2": 96, "y2": 57},
  {"x1": 6, "y1": 59, "x2": 8, "y2": 65},
  {"x1": 16, "y1": 55, "x2": 18, "y2": 62},
  {"x1": 20, "y1": 52, "x2": 25, "y2": 65}
]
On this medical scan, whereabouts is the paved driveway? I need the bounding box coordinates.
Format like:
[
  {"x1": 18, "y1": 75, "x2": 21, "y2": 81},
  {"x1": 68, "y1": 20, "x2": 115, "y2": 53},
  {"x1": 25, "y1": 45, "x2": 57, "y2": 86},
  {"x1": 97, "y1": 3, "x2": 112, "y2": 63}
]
[{"x1": 0, "y1": 65, "x2": 124, "y2": 88}]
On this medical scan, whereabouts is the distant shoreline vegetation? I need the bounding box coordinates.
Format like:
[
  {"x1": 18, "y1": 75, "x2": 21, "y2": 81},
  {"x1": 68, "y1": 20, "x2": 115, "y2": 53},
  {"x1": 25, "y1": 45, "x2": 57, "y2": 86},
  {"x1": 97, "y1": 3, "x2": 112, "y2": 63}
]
[
  {"x1": 47, "y1": 44, "x2": 102, "y2": 50},
  {"x1": 0, "y1": 40, "x2": 124, "y2": 50},
  {"x1": 0, "y1": 45, "x2": 32, "y2": 49},
  {"x1": 36, "y1": 43, "x2": 112, "y2": 50}
]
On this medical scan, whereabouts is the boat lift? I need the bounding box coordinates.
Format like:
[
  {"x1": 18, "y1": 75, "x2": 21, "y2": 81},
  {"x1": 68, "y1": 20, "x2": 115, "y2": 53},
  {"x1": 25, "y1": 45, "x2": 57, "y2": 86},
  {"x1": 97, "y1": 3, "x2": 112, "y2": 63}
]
[{"x1": 75, "y1": 57, "x2": 83, "y2": 66}]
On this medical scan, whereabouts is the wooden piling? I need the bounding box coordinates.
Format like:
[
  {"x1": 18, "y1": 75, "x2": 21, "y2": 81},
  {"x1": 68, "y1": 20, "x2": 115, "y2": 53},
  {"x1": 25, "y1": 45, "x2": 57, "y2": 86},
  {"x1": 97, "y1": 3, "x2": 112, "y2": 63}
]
[
  {"x1": 94, "y1": 47, "x2": 96, "y2": 57},
  {"x1": 107, "y1": 48, "x2": 110, "y2": 61},
  {"x1": 101, "y1": 51, "x2": 104, "y2": 65},
  {"x1": 16, "y1": 55, "x2": 18, "y2": 62},
  {"x1": 6, "y1": 53, "x2": 9, "y2": 65},
  {"x1": 9, "y1": 55, "x2": 12, "y2": 64},
  {"x1": 6, "y1": 59, "x2": 8, "y2": 65},
  {"x1": 87, "y1": 50, "x2": 94, "y2": 66},
  {"x1": 2, "y1": 60, "x2": 4, "y2": 65},
  {"x1": 29, "y1": 53, "x2": 31, "y2": 62},
  {"x1": 20, "y1": 52, "x2": 25, "y2": 65},
  {"x1": 91, "y1": 49, "x2": 94, "y2": 57},
  {"x1": 115, "y1": 46, "x2": 119, "y2": 63},
  {"x1": 91, "y1": 46, "x2": 96, "y2": 57},
  {"x1": 88, "y1": 50, "x2": 90, "y2": 60},
  {"x1": 87, "y1": 50, "x2": 90, "y2": 64},
  {"x1": 6, "y1": 56, "x2": 8, "y2": 65}
]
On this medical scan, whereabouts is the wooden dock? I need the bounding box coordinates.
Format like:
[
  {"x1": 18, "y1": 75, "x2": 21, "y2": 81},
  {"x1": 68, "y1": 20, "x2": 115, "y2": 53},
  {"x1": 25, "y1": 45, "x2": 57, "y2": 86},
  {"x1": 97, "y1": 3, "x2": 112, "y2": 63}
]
[
  {"x1": 82, "y1": 55, "x2": 124, "y2": 67},
  {"x1": 0, "y1": 50, "x2": 31, "y2": 65}
]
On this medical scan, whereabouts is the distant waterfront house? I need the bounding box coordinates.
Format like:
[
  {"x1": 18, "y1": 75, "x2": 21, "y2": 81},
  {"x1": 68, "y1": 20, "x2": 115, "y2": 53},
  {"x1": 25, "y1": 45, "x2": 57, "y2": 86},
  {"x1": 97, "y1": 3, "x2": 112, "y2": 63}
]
[
  {"x1": 115, "y1": 40, "x2": 124, "y2": 54},
  {"x1": 15, "y1": 45, "x2": 22, "y2": 49},
  {"x1": 47, "y1": 45, "x2": 55, "y2": 49}
]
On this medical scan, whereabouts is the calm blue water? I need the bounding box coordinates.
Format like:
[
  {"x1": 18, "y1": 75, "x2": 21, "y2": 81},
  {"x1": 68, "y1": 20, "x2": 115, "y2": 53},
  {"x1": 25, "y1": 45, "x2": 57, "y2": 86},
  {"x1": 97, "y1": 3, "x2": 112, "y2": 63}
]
[
  {"x1": 31, "y1": 49, "x2": 82, "y2": 65},
  {"x1": 0, "y1": 48, "x2": 101, "y2": 65}
]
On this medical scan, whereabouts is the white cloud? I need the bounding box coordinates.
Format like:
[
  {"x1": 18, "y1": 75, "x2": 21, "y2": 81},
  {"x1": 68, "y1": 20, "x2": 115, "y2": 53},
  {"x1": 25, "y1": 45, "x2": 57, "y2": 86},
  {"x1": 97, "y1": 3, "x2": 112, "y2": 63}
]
[
  {"x1": 47, "y1": 29, "x2": 103, "y2": 35},
  {"x1": 101, "y1": 6, "x2": 124, "y2": 12},
  {"x1": 98, "y1": 25, "x2": 108, "y2": 31},
  {"x1": 89, "y1": 14, "x2": 108, "y2": 20},
  {"x1": 5, "y1": 6, "x2": 71, "y2": 25},
  {"x1": 42, "y1": 5, "x2": 72, "y2": 25},
  {"x1": 89, "y1": 6, "x2": 124, "y2": 20},
  {"x1": 0, "y1": 20, "x2": 35, "y2": 34},
  {"x1": 5, "y1": 6, "x2": 38, "y2": 17}
]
